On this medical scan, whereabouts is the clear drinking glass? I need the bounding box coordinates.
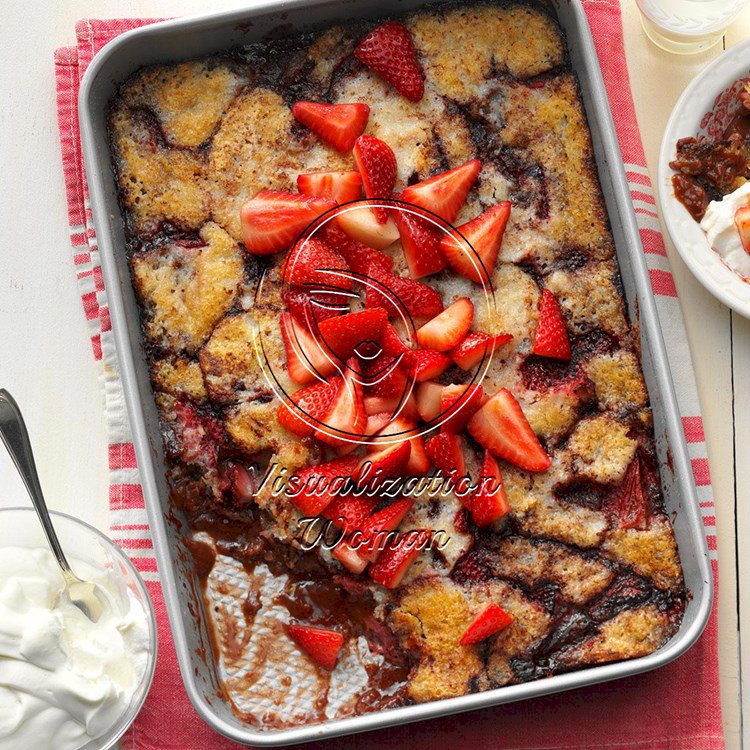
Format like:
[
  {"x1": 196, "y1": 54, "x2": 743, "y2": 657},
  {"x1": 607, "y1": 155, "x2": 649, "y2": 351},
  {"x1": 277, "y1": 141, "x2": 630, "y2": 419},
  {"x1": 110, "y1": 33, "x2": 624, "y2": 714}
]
[{"x1": 636, "y1": 0, "x2": 749, "y2": 54}]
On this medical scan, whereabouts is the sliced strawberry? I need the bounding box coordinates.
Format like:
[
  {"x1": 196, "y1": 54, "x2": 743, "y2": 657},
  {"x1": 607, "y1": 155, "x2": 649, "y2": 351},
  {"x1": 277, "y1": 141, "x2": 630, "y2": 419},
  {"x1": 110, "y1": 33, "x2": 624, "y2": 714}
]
[
  {"x1": 468, "y1": 389, "x2": 551, "y2": 472},
  {"x1": 735, "y1": 205, "x2": 750, "y2": 255},
  {"x1": 292, "y1": 101, "x2": 369, "y2": 152},
  {"x1": 394, "y1": 208, "x2": 446, "y2": 279},
  {"x1": 291, "y1": 456, "x2": 360, "y2": 515},
  {"x1": 401, "y1": 159, "x2": 481, "y2": 223},
  {"x1": 363, "y1": 353, "x2": 408, "y2": 398},
  {"x1": 364, "y1": 394, "x2": 418, "y2": 421},
  {"x1": 416, "y1": 298, "x2": 474, "y2": 351},
  {"x1": 317, "y1": 308, "x2": 388, "y2": 360},
  {"x1": 450, "y1": 331, "x2": 513, "y2": 370},
  {"x1": 415, "y1": 381, "x2": 444, "y2": 422},
  {"x1": 241, "y1": 191, "x2": 335, "y2": 255},
  {"x1": 358, "y1": 440, "x2": 411, "y2": 486},
  {"x1": 469, "y1": 451, "x2": 510, "y2": 527},
  {"x1": 332, "y1": 541, "x2": 369, "y2": 575},
  {"x1": 277, "y1": 377, "x2": 342, "y2": 437},
  {"x1": 219, "y1": 460, "x2": 257, "y2": 506},
  {"x1": 357, "y1": 497, "x2": 415, "y2": 562},
  {"x1": 287, "y1": 623, "x2": 344, "y2": 670},
  {"x1": 404, "y1": 349, "x2": 452, "y2": 382},
  {"x1": 365, "y1": 264, "x2": 444, "y2": 319},
  {"x1": 321, "y1": 223, "x2": 394, "y2": 275},
  {"x1": 280, "y1": 312, "x2": 336, "y2": 384},
  {"x1": 323, "y1": 494, "x2": 377, "y2": 533},
  {"x1": 282, "y1": 287, "x2": 349, "y2": 327},
  {"x1": 381, "y1": 323, "x2": 410, "y2": 357},
  {"x1": 440, "y1": 201, "x2": 511, "y2": 283},
  {"x1": 533, "y1": 289, "x2": 571, "y2": 361},
  {"x1": 425, "y1": 431, "x2": 466, "y2": 476},
  {"x1": 459, "y1": 604, "x2": 513, "y2": 646},
  {"x1": 365, "y1": 411, "x2": 392, "y2": 436},
  {"x1": 298, "y1": 171, "x2": 363, "y2": 204},
  {"x1": 372, "y1": 417, "x2": 430, "y2": 475},
  {"x1": 315, "y1": 358, "x2": 366, "y2": 449},
  {"x1": 336, "y1": 204, "x2": 400, "y2": 249},
  {"x1": 612, "y1": 454, "x2": 650, "y2": 530},
  {"x1": 369, "y1": 530, "x2": 430, "y2": 588},
  {"x1": 353, "y1": 135, "x2": 398, "y2": 222},
  {"x1": 354, "y1": 21, "x2": 424, "y2": 102},
  {"x1": 439, "y1": 384, "x2": 487, "y2": 433},
  {"x1": 281, "y1": 237, "x2": 353, "y2": 291}
]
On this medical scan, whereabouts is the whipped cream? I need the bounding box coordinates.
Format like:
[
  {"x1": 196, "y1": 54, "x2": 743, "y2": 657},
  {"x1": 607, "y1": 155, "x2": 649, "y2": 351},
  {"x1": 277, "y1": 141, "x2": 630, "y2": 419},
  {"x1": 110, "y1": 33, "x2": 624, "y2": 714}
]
[
  {"x1": 700, "y1": 181, "x2": 750, "y2": 280},
  {"x1": 0, "y1": 547, "x2": 150, "y2": 750}
]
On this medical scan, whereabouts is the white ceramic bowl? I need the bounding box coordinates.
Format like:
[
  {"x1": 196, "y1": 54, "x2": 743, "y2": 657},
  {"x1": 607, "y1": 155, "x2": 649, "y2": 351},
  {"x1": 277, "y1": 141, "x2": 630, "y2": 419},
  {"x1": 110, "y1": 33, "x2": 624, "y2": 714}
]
[
  {"x1": 0, "y1": 507, "x2": 157, "y2": 750},
  {"x1": 658, "y1": 39, "x2": 750, "y2": 318}
]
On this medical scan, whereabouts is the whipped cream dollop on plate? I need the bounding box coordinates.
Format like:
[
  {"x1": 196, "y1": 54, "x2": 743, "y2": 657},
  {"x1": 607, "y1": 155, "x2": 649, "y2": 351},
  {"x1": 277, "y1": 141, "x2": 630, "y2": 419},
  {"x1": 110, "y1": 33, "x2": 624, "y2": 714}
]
[
  {"x1": 0, "y1": 546, "x2": 150, "y2": 750},
  {"x1": 700, "y1": 181, "x2": 750, "y2": 281}
]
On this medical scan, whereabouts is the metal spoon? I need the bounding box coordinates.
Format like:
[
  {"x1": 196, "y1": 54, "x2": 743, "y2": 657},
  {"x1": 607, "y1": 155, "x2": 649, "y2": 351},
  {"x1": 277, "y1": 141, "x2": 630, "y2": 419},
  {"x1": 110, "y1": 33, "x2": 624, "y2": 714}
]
[{"x1": 0, "y1": 389, "x2": 106, "y2": 622}]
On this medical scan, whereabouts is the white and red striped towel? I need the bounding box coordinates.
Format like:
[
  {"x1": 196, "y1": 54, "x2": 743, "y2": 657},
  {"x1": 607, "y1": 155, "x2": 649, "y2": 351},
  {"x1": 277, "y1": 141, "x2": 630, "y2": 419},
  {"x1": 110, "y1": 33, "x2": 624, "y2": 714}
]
[{"x1": 55, "y1": 3, "x2": 723, "y2": 748}]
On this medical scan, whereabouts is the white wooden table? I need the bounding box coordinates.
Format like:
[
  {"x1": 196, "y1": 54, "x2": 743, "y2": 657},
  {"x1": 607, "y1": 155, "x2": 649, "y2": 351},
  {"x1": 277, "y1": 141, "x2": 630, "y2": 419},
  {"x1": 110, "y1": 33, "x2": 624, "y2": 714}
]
[{"x1": 0, "y1": 2, "x2": 747, "y2": 747}]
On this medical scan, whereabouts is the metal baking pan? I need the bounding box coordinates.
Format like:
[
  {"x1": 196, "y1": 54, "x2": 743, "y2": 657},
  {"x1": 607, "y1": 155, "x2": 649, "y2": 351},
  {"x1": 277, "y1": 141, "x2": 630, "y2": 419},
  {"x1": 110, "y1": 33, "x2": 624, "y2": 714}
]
[{"x1": 78, "y1": 0, "x2": 713, "y2": 745}]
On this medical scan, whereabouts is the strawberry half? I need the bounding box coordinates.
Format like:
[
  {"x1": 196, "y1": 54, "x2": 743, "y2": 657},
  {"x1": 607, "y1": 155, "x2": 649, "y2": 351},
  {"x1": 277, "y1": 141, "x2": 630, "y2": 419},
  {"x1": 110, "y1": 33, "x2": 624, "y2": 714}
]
[
  {"x1": 292, "y1": 101, "x2": 369, "y2": 152},
  {"x1": 322, "y1": 223, "x2": 394, "y2": 275},
  {"x1": 281, "y1": 237, "x2": 353, "y2": 291},
  {"x1": 323, "y1": 494, "x2": 377, "y2": 533},
  {"x1": 363, "y1": 352, "x2": 408, "y2": 398},
  {"x1": 315, "y1": 358, "x2": 366, "y2": 448},
  {"x1": 533, "y1": 289, "x2": 571, "y2": 361},
  {"x1": 241, "y1": 190, "x2": 335, "y2": 255},
  {"x1": 401, "y1": 159, "x2": 481, "y2": 223},
  {"x1": 336, "y1": 203, "x2": 400, "y2": 249},
  {"x1": 317, "y1": 308, "x2": 388, "y2": 360},
  {"x1": 365, "y1": 264, "x2": 444, "y2": 320},
  {"x1": 381, "y1": 323, "x2": 410, "y2": 357},
  {"x1": 369, "y1": 530, "x2": 431, "y2": 588},
  {"x1": 440, "y1": 201, "x2": 511, "y2": 283},
  {"x1": 353, "y1": 135, "x2": 398, "y2": 222},
  {"x1": 277, "y1": 377, "x2": 342, "y2": 437},
  {"x1": 612, "y1": 454, "x2": 650, "y2": 530},
  {"x1": 450, "y1": 331, "x2": 513, "y2": 371},
  {"x1": 404, "y1": 349, "x2": 452, "y2": 382},
  {"x1": 439, "y1": 384, "x2": 487, "y2": 433},
  {"x1": 416, "y1": 298, "x2": 474, "y2": 351},
  {"x1": 469, "y1": 451, "x2": 510, "y2": 527},
  {"x1": 287, "y1": 623, "x2": 344, "y2": 670},
  {"x1": 371, "y1": 416, "x2": 430, "y2": 475},
  {"x1": 468, "y1": 389, "x2": 551, "y2": 472},
  {"x1": 425, "y1": 431, "x2": 466, "y2": 476},
  {"x1": 364, "y1": 394, "x2": 419, "y2": 421},
  {"x1": 298, "y1": 171, "x2": 363, "y2": 204},
  {"x1": 394, "y1": 208, "x2": 447, "y2": 279},
  {"x1": 332, "y1": 541, "x2": 369, "y2": 575},
  {"x1": 291, "y1": 456, "x2": 360, "y2": 516},
  {"x1": 415, "y1": 381, "x2": 443, "y2": 422},
  {"x1": 354, "y1": 21, "x2": 424, "y2": 102},
  {"x1": 459, "y1": 604, "x2": 513, "y2": 646},
  {"x1": 735, "y1": 205, "x2": 750, "y2": 254},
  {"x1": 358, "y1": 440, "x2": 411, "y2": 486},
  {"x1": 357, "y1": 497, "x2": 414, "y2": 562},
  {"x1": 281, "y1": 312, "x2": 336, "y2": 384}
]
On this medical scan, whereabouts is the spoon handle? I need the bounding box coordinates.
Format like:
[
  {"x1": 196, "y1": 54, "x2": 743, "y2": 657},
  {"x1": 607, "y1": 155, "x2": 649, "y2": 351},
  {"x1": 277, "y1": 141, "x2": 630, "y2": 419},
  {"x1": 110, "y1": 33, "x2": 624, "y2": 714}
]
[{"x1": 0, "y1": 389, "x2": 74, "y2": 577}]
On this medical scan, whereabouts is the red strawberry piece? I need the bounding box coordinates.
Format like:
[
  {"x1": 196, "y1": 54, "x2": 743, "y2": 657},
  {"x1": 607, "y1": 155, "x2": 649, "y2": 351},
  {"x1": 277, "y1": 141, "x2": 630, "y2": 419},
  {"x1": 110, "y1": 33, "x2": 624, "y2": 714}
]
[
  {"x1": 353, "y1": 135, "x2": 398, "y2": 222},
  {"x1": 281, "y1": 237, "x2": 353, "y2": 291},
  {"x1": 291, "y1": 456, "x2": 361, "y2": 516},
  {"x1": 322, "y1": 223, "x2": 394, "y2": 275},
  {"x1": 425, "y1": 431, "x2": 466, "y2": 476},
  {"x1": 277, "y1": 377, "x2": 342, "y2": 437},
  {"x1": 356, "y1": 497, "x2": 414, "y2": 562},
  {"x1": 533, "y1": 289, "x2": 571, "y2": 361},
  {"x1": 401, "y1": 159, "x2": 481, "y2": 223},
  {"x1": 404, "y1": 349, "x2": 452, "y2": 382},
  {"x1": 365, "y1": 411, "x2": 392, "y2": 436},
  {"x1": 364, "y1": 352, "x2": 408, "y2": 398},
  {"x1": 467, "y1": 389, "x2": 551, "y2": 472},
  {"x1": 219, "y1": 460, "x2": 258, "y2": 506},
  {"x1": 394, "y1": 208, "x2": 446, "y2": 279},
  {"x1": 364, "y1": 394, "x2": 419, "y2": 421},
  {"x1": 369, "y1": 530, "x2": 431, "y2": 588},
  {"x1": 440, "y1": 201, "x2": 511, "y2": 283},
  {"x1": 287, "y1": 623, "x2": 344, "y2": 670},
  {"x1": 323, "y1": 494, "x2": 378, "y2": 533},
  {"x1": 172, "y1": 400, "x2": 226, "y2": 472},
  {"x1": 336, "y1": 203, "x2": 400, "y2": 249},
  {"x1": 358, "y1": 440, "x2": 411, "y2": 486},
  {"x1": 282, "y1": 287, "x2": 349, "y2": 327},
  {"x1": 415, "y1": 381, "x2": 444, "y2": 422},
  {"x1": 280, "y1": 312, "x2": 336, "y2": 384},
  {"x1": 381, "y1": 323, "x2": 410, "y2": 357},
  {"x1": 450, "y1": 331, "x2": 513, "y2": 371},
  {"x1": 371, "y1": 416, "x2": 430, "y2": 475},
  {"x1": 439, "y1": 384, "x2": 487, "y2": 433},
  {"x1": 459, "y1": 603, "x2": 513, "y2": 646},
  {"x1": 469, "y1": 451, "x2": 510, "y2": 527},
  {"x1": 735, "y1": 205, "x2": 750, "y2": 254},
  {"x1": 315, "y1": 358, "x2": 366, "y2": 448},
  {"x1": 416, "y1": 298, "x2": 474, "y2": 351},
  {"x1": 332, "y1": 541, "x2": 369, "y2": 575},
  {"x1": 317, "y1": 308, "x2": 388, "y2": 360},
  {"x1": 354, "y1": 21, "x2": 424, "y2": 102},
  {"x1": 298, "y1": 171, "x2": 363, "y2": 204},
  {"x1": 612, "y1": 454, "x2": 650, "y2": 530},
  {"x1": 365, "y1": 264, "x2": 444, "y2": 319},
  {"x1": 241, "y1": 190, "x2": 335, "y2": 255},
  {"x1": 291, "y1": 101, "x2": 369, "y2": 152}
]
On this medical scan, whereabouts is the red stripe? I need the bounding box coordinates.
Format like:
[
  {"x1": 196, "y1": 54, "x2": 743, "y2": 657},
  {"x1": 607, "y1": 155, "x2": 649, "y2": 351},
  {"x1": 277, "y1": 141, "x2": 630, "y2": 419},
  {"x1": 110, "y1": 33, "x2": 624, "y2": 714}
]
[
  {"x1": 70, "y1": 231, "x2": 88, "y2": 247},
  {"x1": 627, "y1": 170, "x2": 652, "y2": 187},
  {"x1": 639, "y1": 228, "x2": 667, "y2": 257},
  {"x1": 116, "y1": 538, "x2": 153, "y2": 549},
  {"x1": 91, "y1": 335, "x2": 102, "y2": 361},
  {"x1": 111, "y1": 524, "x2": 151, "y2": 530},
  {"x1": 649, "y1": 269, "x2": 678, "y2": 297},
  {"x1": 682, "y1": 416, "x2": 705, "y2": 443},
  {"x1": 73, "y1": 252, "x2": 90, "y2": 266},
  {"x1": 109, "y1": 483, "x2": 145, "y2": 509},
  {"x1": 130, "y1": 557, "x2": 158, "y2": 573},
  {"x1": 691, "y1": 457, "x2": 711, "y2": 486},
  {"x1": 702, "y1": 515, "x2": 716, "y2": 526},
  {"x1": 81, "y1": 290, "x2": 99, "y2": 319},
  {"x1": 707, "y1": 535, "x2": 717, "y2": 551},
  {"x1": 109, "y1": 442, "x2": 137, "y2": 470},
  {"x1": 100, "y1": 306, "x2": 112, "y2": 332},
  {"x1": 630, "y1": 189, "x2": 655, "y2": 205}
]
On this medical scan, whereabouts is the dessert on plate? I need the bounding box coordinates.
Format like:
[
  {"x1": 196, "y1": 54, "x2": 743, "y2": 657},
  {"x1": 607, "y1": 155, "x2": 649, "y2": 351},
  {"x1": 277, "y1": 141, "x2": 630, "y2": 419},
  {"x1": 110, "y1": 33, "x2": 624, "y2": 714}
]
[{"x1": 108, "y1": 0, "x2": 686, "y2": 728}]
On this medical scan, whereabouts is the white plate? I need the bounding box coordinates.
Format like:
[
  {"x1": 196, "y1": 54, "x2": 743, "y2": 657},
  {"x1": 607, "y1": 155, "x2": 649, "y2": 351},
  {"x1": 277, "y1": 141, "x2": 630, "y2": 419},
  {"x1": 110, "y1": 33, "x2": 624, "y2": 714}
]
[{"x1": 658, "y1": 40, "x2": 750, "y2": 318}]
